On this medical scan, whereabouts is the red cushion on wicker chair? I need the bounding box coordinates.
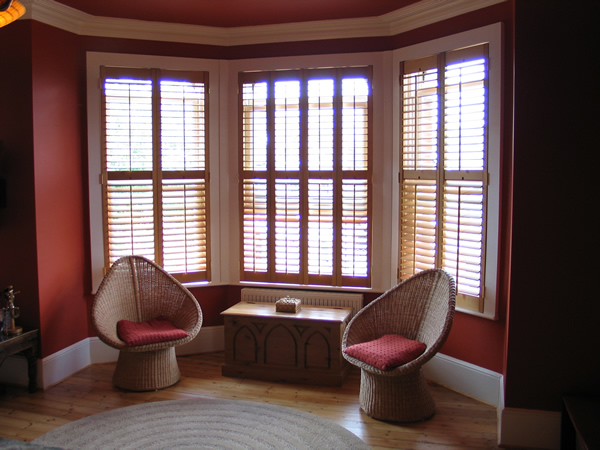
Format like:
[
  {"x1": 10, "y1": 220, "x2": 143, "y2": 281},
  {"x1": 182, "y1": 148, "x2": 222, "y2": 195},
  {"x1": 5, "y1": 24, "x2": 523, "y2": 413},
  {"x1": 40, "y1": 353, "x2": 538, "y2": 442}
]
[
  {"x1": 117, "y1": 316, "x2": 189, "y2": 346},
  {"x1": 343, "y1": 334, "x2": 426, "y2": 370}
]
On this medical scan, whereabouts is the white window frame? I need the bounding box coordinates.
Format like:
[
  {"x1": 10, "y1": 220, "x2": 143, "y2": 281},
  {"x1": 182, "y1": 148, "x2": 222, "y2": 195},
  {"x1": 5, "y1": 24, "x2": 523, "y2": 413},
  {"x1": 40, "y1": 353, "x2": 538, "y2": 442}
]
[
  {"x1": 86, "y1": 52, "x2": 223, "y2": 292},
  {"x1": 393, "y1": 23, "x2": 503, "y2": 319},
  {"x1": 226, "y1": 52, "x2": 392, "y2": 293}
]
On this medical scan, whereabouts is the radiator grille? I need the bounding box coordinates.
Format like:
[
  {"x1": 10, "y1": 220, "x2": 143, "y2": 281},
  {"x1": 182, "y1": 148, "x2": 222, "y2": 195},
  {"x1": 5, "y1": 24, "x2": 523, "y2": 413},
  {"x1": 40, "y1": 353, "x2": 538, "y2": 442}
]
[{"x1": 240, "y1": 288, "x2": 363, "y2": 317}]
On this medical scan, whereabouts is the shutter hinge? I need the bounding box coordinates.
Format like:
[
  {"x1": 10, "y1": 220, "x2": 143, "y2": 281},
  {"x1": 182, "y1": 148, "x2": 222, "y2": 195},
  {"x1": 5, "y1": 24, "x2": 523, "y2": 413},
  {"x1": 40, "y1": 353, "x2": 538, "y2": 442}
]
[{"x1": 99, "y1": 173, "x2": 105, "y2": 185}]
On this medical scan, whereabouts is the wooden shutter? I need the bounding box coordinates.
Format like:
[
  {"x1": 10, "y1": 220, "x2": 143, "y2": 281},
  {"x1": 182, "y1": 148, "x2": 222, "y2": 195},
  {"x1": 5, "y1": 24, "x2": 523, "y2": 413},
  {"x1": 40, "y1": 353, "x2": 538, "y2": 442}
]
[
  {"x1": 400, "y1": 57, "x2": 439, "y2": 277},
  {"x1": 339, "y1": 75, "x2": 370, "y2": 285},
  {"x1": 101, "y1": 67, "x2": 209, "y2": 282},
  {"x1": 159, "y1": 73, "x2": 209, "y2": 281},
  {"x1": 442, "y1": 46, "x2": 488, "y2": 310},
  {"x1": 400, "y1": 44, "x2": 488, "y2": 311},
  {"x1": 241, "y1": 77, "x2": 269, "y2": 280},
  {"x1": 102, "y1": 69, "x2": 155, "y2": 264},
  {"x1": 240, "y1": 67, "x2": 372, "y2": 287},
  {"x1": 273, "y1": 78, "x2": 302, "y2": 282},
  {"x1": 306, "y1": 75, "x2": 335, "y2": 285}
]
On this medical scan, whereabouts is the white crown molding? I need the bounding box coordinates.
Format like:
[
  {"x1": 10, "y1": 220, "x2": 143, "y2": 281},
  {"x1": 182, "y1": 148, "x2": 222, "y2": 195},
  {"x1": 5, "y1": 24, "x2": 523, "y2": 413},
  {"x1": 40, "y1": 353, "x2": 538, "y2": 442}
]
[{"x1": 20, "y1": 0, "x2": 506, "y2": 46}]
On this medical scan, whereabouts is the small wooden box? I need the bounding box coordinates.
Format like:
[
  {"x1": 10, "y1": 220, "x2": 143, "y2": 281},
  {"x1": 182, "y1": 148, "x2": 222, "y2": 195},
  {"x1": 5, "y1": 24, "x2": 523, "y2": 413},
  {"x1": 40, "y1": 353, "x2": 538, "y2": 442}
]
[{"x1": 275, "y1": 297, "x2": 301, "y2": 313}]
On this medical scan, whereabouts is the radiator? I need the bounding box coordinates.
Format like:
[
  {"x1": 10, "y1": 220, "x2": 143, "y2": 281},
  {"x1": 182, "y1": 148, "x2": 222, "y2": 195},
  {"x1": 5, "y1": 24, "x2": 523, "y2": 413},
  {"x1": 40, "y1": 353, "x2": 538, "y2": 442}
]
[{"x1": 240, "y1": 287, "x2": 363, "y2": 317}]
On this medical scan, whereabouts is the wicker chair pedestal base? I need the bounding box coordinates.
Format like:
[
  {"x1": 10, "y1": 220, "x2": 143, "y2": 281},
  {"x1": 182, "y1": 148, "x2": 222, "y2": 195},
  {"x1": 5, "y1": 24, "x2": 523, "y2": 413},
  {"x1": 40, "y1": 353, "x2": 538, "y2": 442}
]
[
  {"x1": 359, "y1": 368, "x2": 435, "y2": 422},
  {"x1": 113, "y1": 347, "x2": 181, "y2": 391}
]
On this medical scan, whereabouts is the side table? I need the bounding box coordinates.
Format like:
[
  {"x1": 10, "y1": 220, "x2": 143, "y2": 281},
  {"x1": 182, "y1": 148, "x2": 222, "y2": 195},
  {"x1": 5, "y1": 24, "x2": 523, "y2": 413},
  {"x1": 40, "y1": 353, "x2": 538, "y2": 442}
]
[
  {"x1": 0, "y1": 329, "x2": 39, "y2": 393},
  {"x1": 561, "y1": 395, "x2": 600, "y2": 450}
]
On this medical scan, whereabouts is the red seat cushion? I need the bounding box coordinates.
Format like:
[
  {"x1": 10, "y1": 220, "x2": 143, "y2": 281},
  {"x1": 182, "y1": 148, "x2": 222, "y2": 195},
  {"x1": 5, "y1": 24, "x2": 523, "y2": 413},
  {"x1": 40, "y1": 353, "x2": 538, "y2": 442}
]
[
  {"x1": 117, "y1": 316, "x2": 189, "y2": 346},
  {"x1": 343, "y1": 334, "x2": 427, "y2": 370}
]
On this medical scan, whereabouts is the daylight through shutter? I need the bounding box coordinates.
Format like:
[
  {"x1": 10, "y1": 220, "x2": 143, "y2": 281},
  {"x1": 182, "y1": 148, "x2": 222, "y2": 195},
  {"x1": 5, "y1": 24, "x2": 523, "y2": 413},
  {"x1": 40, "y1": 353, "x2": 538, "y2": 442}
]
[
  {"x1": 240, "y1": 67, "x2": 372, "y2": 287},
  {"x1": 400, "y1": 44, "x2": 488, "y2": 311},
  {"x1": 101, "y1": 67, "x2": 209, "y2": 282},
  {"x1": 159, "y1": 76, "x2": 209, "y2": 280},
  {"x1": 307, "y1": 77, "x2": 335, "y2": 281},
  {"x1": 103, "y1": 71, "x2": 155, "y2": 265},
  {"x1": 340, "y1": 77, "x2": 370, "y2": 284}
]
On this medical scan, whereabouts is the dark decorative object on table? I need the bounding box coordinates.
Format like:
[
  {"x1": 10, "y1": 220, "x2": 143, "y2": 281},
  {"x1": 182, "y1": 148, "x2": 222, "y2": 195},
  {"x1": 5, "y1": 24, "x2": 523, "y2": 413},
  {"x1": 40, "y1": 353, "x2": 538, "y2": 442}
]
[{"x1": 1, "y1": 286, "x2": 22, "y2": 335}]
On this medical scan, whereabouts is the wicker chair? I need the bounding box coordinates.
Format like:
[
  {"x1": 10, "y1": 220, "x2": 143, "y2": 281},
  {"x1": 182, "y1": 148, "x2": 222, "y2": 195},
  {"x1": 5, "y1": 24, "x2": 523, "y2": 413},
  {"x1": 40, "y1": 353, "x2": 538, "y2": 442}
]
[
  {"x1": 342, "y1": 269, "x2": 456, "y2": 422},
  {"x1": 92, "y1": 256, "x2": 202, "y2": 391}
]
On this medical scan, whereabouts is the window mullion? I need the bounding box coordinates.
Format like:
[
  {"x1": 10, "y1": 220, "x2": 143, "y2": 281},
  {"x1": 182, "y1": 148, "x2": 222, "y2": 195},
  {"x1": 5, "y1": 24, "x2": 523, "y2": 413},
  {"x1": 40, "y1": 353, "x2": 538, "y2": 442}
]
[
  {"x1": 266, "y1": 75, "x2": 277, "y2": 282},
  {"x1": 333, "y1": 70, "x2": 343, "y2": 287},
  {"x1": 152, "y1": 69, "x2": 164, "y2": 267},
  {"x1": 435, "y1": 53, "x2": 446, "y2": 270},
  {"x1": 299, "y1": 71, "x2": 309, "y2": 284}
]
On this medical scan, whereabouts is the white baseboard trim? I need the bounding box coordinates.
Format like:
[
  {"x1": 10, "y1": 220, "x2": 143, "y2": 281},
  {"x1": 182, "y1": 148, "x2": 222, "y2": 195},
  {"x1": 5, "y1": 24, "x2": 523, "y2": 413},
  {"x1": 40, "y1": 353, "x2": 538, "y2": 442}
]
[
  {"x1": 423, "y1": 354, "x2": 561, "y2": 449},
  {"x1": 423, "y1": 352, "x2": 503, "y2": 407},
  {"x1": 1, "y1": 327, "x2": 559, "y2": 449},
  {"x1": 177, "y1": 325, "x2": 224, "y2": 355},
  {"x1": 41, "y1": 338, "x2": 91, "y2": 389},
  {"x1": 500, "y1": 407, "x2": 561, "y2": 449}
]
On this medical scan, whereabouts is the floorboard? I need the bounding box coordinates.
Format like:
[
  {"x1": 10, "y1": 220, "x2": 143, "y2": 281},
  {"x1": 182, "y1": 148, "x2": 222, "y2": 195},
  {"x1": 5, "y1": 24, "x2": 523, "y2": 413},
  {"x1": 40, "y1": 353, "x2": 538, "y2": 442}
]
[{"x1": 0, "y1": 352, "x2": 500, "y2": 449}]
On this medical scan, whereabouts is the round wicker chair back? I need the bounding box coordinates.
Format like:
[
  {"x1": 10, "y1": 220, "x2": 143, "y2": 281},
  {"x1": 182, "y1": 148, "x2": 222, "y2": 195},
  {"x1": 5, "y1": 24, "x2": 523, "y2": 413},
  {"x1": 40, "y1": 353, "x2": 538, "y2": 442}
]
[
  {"x1": 342, "y1": 268, "x2": 456, "y2": 422},
  {"x1": 92, "y1": 256, "x2": 202, "y2": 391}
]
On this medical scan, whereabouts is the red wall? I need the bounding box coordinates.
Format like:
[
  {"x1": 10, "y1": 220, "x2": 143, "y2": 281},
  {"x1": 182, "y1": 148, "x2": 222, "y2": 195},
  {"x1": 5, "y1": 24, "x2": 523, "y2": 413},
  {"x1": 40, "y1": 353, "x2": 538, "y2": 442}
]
[
  {"x1": 0, "y1": 23, "x2": 40, "y2": 339},
  {"x1": 1, "y1": 4, "x2": 513, "y2": 374},
  {"x1": 31, "y1": 23, "x2": 89, "y2": 356},
  {"x1": 0, "y1": 22, "x2": 90, "y2": 357}
]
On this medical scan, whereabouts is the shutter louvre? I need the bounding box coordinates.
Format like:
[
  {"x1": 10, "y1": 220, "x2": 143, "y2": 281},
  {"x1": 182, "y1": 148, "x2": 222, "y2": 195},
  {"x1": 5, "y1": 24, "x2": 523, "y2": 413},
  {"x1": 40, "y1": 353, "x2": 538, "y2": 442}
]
[
  {"x1": 101, "y1": 68, "x2": 209, "y2": 282},
  {"x1": 400, "y1": 44, "x2": 488, "y2": 311},
  {"x1": 240, "y1": 68, "x2": 372, "y2": 287}
]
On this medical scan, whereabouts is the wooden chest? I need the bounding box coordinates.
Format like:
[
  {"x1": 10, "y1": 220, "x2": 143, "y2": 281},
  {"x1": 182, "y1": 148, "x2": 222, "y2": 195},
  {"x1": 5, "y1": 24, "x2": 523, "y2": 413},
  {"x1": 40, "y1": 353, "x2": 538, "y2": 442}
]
[{"x1": 221, "y1": 301, "x2": 352, "y2": 386}]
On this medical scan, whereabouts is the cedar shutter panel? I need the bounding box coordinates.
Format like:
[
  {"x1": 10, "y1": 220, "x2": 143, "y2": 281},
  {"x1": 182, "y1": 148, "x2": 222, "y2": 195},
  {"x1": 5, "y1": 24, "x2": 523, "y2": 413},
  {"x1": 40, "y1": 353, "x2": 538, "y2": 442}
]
[
  {"x1": 340, "y1": 75, "x2": 370, "y2": 286},
  {"x1": 400, "y1": 58, "x2": 439, "y2": 278},
  {"x1": 240, "y1": 68, "x2": 372, "y2": 287},
  {"x1": 273, "y1": 79, "x2": 302, "y2": 282},
  {"x1": 306, "y1": 76, "x2": 335, "y2": 284},
  {"x1": 241, "y1": 79, "x2": 269, "y2": 280},
  {"x1": 102, "y1": 70, "x2": 155, "y2": 265},
  {"x1": 400, "y1": 45, "x2": 488, "y2": 312},
  {"x1": 442, "y1": 45, "x2": 488, "y2": 310},
  {"x1": 101, "y1": 67, "x2": 210, "y2": 282},
  {"x1": 159, "y1": 74, "x2": 209, "y2": 281}
]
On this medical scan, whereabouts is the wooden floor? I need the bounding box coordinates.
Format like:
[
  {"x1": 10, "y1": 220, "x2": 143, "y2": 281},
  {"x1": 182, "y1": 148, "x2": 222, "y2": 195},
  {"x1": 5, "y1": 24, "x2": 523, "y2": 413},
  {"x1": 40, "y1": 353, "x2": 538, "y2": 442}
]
[{"x1": 0, "y1": 352, "x2": 500, "y2": 449}]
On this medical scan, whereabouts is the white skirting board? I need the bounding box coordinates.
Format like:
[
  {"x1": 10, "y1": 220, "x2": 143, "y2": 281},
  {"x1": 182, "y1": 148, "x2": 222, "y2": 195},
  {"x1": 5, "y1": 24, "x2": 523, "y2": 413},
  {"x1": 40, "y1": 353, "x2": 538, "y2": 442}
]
[
  {"x1": 0, "y1": 326, "x2": 225, "y2": 391},
  {"x1": 0, "y1": 326, "x2": 560, "y2": 449},
  {"x1": 423, "y1": 352, "x2": 503, "y2": 407},
  {"x1": 422, "y1": 354, "x2": 561, "y2": 449}
]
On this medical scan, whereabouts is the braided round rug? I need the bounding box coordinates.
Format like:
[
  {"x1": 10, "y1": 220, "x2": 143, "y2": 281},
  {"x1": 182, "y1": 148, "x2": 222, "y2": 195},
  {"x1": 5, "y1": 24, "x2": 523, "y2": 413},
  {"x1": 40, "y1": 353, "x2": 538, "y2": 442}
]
[{"x1": 32, "y1": 397, "x2": 369, "y2": 449}]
